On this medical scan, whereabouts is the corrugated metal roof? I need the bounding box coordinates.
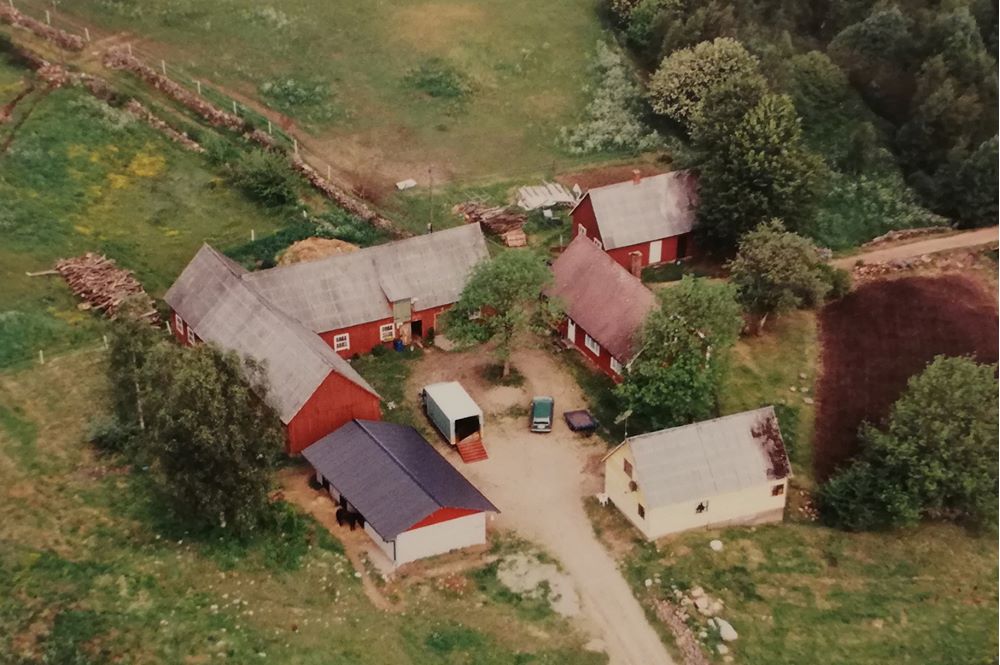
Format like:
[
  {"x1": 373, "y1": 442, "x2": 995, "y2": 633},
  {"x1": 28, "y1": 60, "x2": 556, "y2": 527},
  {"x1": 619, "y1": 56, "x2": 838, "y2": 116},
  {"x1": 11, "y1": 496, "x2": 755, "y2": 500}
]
[
  {"x1": 422, "y1": 382, "x2": 483, "y2": 420},
  {"x1": 548, "y1": 236, "x2": 657, "y2": 361},
  {"x1": 164, "y1": 245, "x2": 377, "y2": 424},
  {"x1": 244, "y1": 224, "x2": 489, "y2": 332},
  {"x1": 586, "y1": 171, "x2": 698, "y2": 250},
  {"x1": 302, "y1": 420, "x2": 498, "y2": 541},
  {"x1": 626, "y1": 407, "x2": 789, "y2": 508}
]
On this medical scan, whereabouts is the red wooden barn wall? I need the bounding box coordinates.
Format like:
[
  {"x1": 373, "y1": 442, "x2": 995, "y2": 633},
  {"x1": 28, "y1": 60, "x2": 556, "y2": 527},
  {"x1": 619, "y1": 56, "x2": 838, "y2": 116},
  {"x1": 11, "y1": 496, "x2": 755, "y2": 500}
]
[
  {"x1": 319, "y1": 304, "x2": 453, "y2": 358},
  {"x1": 286, "y1": 371, "x2": 381, "y2": 454},
  {"x1": 558, "y1": 318, "x2": 623, "y2": 382}
]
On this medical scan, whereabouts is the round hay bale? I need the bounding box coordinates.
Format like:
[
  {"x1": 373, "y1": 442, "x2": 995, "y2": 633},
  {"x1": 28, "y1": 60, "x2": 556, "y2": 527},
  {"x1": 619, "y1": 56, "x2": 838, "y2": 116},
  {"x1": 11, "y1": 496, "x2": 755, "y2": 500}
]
[{"x1": 277, "y1": 237, "x2": 360, "y2": 266}]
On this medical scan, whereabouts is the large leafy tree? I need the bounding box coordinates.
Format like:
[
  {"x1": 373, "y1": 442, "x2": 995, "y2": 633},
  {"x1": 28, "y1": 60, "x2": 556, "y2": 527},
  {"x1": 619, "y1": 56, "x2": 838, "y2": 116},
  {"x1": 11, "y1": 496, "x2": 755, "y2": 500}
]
[
  {"x1": 446, "y1": 250, "x2": 556, "y2": 377},
  {"x1": 106, "y1": 302, "x2": 162, "y2": 432},
  {"x1": 648, "y1": 37, "x2": 765, "y2": 130},
  {"x1": 695, "y1": 93, "x2": 827, "y2": 249},
  {"x1": 616, "y1": 277, "x2": 742, "y2": 432},
  {"x1": 142, "y1": 344, "x2": 284, "y2": 536},
  {"x1": 819, "y1": 356, "x2": 999, "y2": 531},
  {"x1": 727, "y1": 219, "x2": 841, "y2": 333}
]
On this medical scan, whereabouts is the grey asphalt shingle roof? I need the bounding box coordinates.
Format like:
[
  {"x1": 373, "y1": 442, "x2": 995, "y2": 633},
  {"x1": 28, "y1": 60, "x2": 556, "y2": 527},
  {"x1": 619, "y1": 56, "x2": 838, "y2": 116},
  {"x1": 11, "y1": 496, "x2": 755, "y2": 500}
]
[
  {"x1": 164, "y1": 245, "x2": 377, "y2": 424},
  {"x1": 302, "y1": 420, "x2": 498, "y2": 541},
  {"x1": 244, "y1": 224, "x2": 488, "y2": 332},
  {"x1": 580, "y1": 171, "x2": 698, "y2": 250},
  {"x1": 621, "y1": 407, "x2": 789, "y2": 508},
  {"x1": 548, "y1": 235, "x2": 657, "y2": 362}
]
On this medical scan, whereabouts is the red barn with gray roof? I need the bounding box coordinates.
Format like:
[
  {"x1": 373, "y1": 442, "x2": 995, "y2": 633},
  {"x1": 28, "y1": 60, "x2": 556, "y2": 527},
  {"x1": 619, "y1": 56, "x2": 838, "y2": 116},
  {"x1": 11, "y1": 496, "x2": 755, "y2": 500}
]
[
  {"x1": 570, "y1": 170, "x2": 698, "y2": 276},
  {"x1": 303, "y1": 420, "x2": 498, "y2": 566},
  {"x1": 548, "y1": 235, "x2": 657, "y2": 380}
]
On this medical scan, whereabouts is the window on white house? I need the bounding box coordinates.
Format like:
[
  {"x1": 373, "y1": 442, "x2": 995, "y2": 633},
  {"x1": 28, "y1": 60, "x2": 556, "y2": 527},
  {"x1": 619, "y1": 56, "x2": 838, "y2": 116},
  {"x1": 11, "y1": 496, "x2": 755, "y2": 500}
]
[
  {"x1": 696, "y1": 501, "x2": 709, "y2": 514},
  {"x1": 379, "y1": 323, "x2": 395, "y2": 342},
  {"x1": 592, "y1": 237, "x2": 603, "y2": 250},
  {"x1": 771, "y1": 483, "x2": 785, "y2": 497},
  {"x1": 610, "y1": 357, "x2": 623, "y2": 375},
  {"x1": 637, "y1": 504, "x2": 645, "y2": 519},
  {"x1": 333, "y1": 333, "x2": 350, "y2": 351},
  {"x1": 623, "y1": 459, "x2": 633, "y2": 478},
  {"x1": 584, "y1": 334, "x2": 600, "y2": 356}
]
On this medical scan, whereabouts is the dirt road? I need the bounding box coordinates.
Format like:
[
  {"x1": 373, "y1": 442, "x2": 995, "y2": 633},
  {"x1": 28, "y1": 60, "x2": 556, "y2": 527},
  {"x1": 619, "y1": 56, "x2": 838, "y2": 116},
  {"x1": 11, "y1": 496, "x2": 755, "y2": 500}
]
[
  {"x1": 831, "y1": 226, "x2": 998, "y2": 269},
  {"x1": 409, "y1": 346, "x2": 675, "y2": 665}
]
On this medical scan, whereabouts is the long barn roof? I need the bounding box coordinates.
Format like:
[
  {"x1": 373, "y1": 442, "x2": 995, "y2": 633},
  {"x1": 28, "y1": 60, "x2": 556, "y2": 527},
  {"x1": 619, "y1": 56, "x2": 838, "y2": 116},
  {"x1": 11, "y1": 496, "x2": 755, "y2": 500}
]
[
  {"x1": 303, "y1": 420, "x2": 497, "y2": 541},
  {"x1": 164, "y1": 245, "x2": 377, "y2": 424},
  {"x1": 574, "y1": 171, "x2": 698, "y2": 250},
  {"x1": 245, "y1": 223, "x2": 489, "y2": 332},
  {"x1": 548, "y1": 235, "x2": 657, "y2": 362}
]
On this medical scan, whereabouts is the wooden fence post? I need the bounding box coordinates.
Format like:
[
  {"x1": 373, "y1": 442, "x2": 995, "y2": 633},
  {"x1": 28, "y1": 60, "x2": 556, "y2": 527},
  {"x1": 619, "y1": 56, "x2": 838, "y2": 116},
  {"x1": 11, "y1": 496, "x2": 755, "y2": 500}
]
[
  {"x1": 84, "y1": 27, "x2": 90, "y2": 42},
  {"x1": 44, "y1": 10, "x2": 50, "y2": 24}
]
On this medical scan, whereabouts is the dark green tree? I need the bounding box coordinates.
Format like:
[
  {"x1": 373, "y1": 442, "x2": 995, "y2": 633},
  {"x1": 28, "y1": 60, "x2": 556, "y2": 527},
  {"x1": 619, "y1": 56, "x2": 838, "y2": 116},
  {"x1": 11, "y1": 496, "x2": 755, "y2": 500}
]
[
  {"x1": 230, "y1": 148, "x2": 299, "y2": 207},
  {"x1": 819, "y1": 356, "x2": 999, "y2": 531},
  {"x1": 949, "y1": 135, "x2": 999, "y2": 228},
  {"x1": 695, "y1": 94, "x2": 827, "y2": 249},
  {"x1": 446, "y1": 250, "x2": 556, "y2": 377},
  {"x1": 615, "y1": 277, "x2": 742, "y2": 432},
  {"x1": 106, "y1": 304, "x2": 161, "y2": 432},
  {"x1": 142, "y1": 344, "x2": 284, "y2": 536}
]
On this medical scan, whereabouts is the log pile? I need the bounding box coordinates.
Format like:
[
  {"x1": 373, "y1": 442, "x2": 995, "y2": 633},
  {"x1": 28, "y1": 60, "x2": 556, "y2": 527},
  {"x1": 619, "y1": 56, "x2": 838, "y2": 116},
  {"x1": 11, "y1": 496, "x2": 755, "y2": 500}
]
[
  {"x1": 0, "y1": 6, "x2": 85, "y2": 51},
  {"x1": 55, "y1": 253, "x2": 159, "y2": 323},
  {"x1": 455, "y1": 201, "x2": 527, "y2": 246}
]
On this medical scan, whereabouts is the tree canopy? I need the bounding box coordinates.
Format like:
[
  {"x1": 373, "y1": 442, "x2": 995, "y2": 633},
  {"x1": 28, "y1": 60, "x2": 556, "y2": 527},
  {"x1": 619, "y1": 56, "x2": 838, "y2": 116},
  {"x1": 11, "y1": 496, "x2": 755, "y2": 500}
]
[
  {"x1": 615, "y1": 277, "x2": 742, "y2": 432},
  {"x1": 727, "y1": 219, "x2": 843, "y2": 332},
  {"x1": 446, "y1": 250, "x2": 556, "y2": 377},
  {"x1": 819, "y1": 356, "x2": 999, "y2": 531}
]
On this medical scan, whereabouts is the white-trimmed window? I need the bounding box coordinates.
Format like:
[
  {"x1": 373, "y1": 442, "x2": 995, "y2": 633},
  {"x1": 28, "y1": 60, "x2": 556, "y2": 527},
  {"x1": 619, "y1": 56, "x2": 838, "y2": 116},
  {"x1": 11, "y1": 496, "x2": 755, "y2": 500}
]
[
  {"x1": 333, "y1": 333, "x2": 350, "y2": 352},
  {"x1": 174, "y1": 313, "x2": 185, "y2": 337},
  {"x1": 592, "y1": 237, "x2": 603, "y2": 250},
  {"x1": 379, "y1": 323, "x2": 395, "y2": 342},
  {"x1": 187, "y1": 327, "x2": 198, "y2": 345},
  {"x1": 610, "y1": 357, "x2": 623, "y2": 375},
  {"x1": 584, "y1": 333, "x2": 600, "y2": 356},
  {"x1": 577, "y1": 224, "x2": 587, "y2": 237}
]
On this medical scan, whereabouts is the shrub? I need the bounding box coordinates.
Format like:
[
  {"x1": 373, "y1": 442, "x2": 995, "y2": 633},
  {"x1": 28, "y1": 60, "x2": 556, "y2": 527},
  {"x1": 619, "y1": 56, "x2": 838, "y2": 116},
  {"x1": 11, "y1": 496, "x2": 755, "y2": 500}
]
[
  {"x1": 201, "y1": 132, "x2": 241, "y2": 166},
  {"x1": 229, "y1": 149, "x2": 299, "y2": 207},
  {"x1": 817, "y1": 263, "x2": 852, "y2": 300},
  {"x1": 87, "y1": 416, "x2": 138, "y2": 457},
  {"x1": 561, "y1": 42, "x2": 661, "y2": 154},
  {"x1": 260, "y1": 77, "x2": 339, "y2": 123},
  {"x1": 404, "y1": 59, "x2": 471, "y2": 99}
]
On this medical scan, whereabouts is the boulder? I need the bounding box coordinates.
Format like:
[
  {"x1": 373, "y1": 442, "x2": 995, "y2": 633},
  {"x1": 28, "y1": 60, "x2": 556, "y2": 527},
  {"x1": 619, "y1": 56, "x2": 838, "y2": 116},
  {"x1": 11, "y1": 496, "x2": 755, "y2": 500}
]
[
  {"x1": 716, "y1": 618, "x2": 738, "y2": 642},
  {"x1": 717, "y1": 644, "x2": 730, "y2": 655},
  {"x1": 709, "y1": 539, "x2": 724, "y2": 552}
]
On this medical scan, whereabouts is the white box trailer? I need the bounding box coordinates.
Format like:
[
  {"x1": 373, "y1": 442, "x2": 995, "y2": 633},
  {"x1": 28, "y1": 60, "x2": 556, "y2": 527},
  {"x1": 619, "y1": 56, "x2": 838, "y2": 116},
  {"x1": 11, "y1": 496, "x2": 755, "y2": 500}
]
[{"x1": 421, "y1": 381, "x2": 484, "y2": 445}]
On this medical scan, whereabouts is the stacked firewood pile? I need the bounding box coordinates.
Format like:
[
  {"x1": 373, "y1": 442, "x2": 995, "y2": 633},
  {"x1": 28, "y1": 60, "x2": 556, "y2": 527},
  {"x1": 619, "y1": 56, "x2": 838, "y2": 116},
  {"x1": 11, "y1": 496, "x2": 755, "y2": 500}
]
[
  {"x1": 55, "y1": 253, "x2": 159, "y2": 323},
  {"x1": 455, "y1": 201, "x2": 527, "y2": 247}
]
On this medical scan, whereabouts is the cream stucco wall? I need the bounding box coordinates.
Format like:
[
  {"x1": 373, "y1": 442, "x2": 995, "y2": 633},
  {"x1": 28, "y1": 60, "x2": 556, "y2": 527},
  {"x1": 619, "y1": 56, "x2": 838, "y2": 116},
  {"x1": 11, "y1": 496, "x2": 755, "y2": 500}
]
[
  {"x1": 394, "y1": 512, "x2": 486, "y2": 566},
  {"x1": 604, "y1": 446, "x2": 788, "y2": 540}
]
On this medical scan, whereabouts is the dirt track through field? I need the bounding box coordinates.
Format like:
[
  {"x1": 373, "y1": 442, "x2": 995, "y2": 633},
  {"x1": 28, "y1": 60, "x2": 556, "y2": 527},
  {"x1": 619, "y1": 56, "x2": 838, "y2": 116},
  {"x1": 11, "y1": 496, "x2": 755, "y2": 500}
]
[
  {"x1": 409, "y1": 346, "x2": 676, "y2": 665},
  {"x1": 831, "y1": 226, "x2": 999, "y2": 268}
]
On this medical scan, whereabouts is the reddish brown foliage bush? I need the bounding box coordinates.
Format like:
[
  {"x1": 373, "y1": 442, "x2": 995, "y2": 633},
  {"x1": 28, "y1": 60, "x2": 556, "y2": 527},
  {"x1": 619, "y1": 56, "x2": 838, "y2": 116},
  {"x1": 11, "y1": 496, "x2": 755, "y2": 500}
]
[{"x1": 814, "y1": 275, "x2": 998, "y2": 480}]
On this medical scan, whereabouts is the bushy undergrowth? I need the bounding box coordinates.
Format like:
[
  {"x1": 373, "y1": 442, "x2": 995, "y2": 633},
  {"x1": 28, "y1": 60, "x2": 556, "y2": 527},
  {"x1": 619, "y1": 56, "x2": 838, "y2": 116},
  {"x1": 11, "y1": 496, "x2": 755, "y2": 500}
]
[
  {"x1": 260, "y1": 76, "x2": 340, "y2": 124},
  {"x1": 228, "y1": 148, "x2": 300, "y2": 207},
  {"x1": 404, "y1": 59, "x2": 471, "y2": 100},
  {"x1": 561, "y1": 42, "x2": 661, "y2": 155}
]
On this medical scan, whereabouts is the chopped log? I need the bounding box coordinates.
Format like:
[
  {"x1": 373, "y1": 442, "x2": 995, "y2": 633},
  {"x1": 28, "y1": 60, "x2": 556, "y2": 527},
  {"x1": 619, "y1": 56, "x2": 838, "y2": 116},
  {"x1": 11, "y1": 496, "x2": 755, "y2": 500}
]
[
  {"x1": 454, "y1": 201, "x2": 527, "y2": 236},
  {"x1": 54, "y1": 253, "x2": 160, "y2": 324},
  {"x1": 25, "y1": 269, "x2": 59, "y2": 277}
]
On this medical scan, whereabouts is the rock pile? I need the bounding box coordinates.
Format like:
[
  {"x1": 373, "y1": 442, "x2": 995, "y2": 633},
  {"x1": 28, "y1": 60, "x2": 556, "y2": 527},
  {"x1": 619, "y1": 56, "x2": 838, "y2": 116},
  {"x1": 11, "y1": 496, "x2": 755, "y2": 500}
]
[{"x1": 0, "y1": 5, "x2": 85, "y2": 51}]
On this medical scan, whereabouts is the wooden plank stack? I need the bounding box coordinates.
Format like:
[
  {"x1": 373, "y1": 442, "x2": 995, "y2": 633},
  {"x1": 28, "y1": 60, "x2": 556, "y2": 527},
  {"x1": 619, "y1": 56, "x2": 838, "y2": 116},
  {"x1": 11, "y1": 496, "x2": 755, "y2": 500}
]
[
  {"x1": 54, "y1": 253, "x2": 160, "y2": 323},
  {"x1": 455, "y1": 201, "x2": 528, "y2": 247}
]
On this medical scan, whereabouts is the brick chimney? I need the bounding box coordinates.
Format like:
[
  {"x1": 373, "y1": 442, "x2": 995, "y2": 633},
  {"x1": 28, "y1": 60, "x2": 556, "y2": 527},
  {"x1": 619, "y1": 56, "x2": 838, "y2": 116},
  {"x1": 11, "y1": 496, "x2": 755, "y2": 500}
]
[{"x1": 632, "y1": 169, "x2": 642, "y2": 185}]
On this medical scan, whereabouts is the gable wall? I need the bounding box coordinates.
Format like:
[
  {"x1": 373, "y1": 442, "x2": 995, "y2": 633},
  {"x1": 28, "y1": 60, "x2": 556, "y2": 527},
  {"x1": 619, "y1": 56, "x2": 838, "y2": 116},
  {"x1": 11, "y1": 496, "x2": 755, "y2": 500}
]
[{"x1": 286, "y1": 371, "x2": 381, "y2": 454}]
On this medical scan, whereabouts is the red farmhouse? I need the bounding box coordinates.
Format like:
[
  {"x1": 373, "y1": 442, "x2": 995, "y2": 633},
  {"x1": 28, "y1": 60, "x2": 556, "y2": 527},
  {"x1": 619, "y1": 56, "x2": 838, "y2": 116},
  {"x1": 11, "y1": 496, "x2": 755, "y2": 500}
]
[
  {"x1": 165, "y1": 225, "x2": 488, "y2": 453},
  {"x1": 548, "y1": 235, "x2": 657, "y2": 381},
  {"x1": 570, "y1": 170, "x2": 698, "y2": 276}
]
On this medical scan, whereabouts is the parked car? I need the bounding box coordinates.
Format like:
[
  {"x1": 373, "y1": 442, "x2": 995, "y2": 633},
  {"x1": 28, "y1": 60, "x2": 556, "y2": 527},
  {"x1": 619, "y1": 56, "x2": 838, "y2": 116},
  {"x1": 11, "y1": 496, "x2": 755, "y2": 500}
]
[{"x1": 530, "y1": 396, "x2": 554, "y2": 433}]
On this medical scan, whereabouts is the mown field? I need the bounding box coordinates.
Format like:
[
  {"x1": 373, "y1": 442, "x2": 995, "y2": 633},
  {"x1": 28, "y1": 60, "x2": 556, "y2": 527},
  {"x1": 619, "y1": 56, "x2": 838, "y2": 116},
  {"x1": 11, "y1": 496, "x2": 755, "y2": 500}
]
[
  {"x1": 50, "y1": 0, "x2": 609, "y2": 183},
  {"x1": 0, "y1": 52, "x2": 287, "y2": 369},
  {"x1": 0, "y1": 352, "x2": 605, "y2": 664}
]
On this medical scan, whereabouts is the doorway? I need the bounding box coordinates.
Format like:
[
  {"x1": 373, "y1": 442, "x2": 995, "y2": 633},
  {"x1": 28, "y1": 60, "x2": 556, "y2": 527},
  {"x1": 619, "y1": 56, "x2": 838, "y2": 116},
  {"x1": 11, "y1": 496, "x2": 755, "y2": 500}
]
[
  {"x1": 676, "y1": 234, "x2": 688, "y2": 259},
  {"x1": 412, "y1": 320, "x2": 424, "y2": 338}
]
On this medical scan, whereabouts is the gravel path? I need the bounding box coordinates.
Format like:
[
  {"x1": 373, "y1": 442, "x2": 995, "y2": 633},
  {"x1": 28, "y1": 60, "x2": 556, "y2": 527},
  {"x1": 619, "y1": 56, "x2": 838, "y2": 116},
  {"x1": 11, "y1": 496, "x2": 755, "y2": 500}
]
[
  {"x1": 409, "y1": 347, "x2": 675, "y2": 665},
  {"x1": 831, "y1": 226, "x2": 998, "y2": 268}
]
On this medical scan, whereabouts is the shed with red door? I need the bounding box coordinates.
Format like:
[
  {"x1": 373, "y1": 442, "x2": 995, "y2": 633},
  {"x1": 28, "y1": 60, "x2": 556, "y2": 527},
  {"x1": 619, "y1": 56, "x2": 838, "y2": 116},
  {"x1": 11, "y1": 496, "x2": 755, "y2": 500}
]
[
  {"x1": 548, "y1": 235, "x2": 657, "y2": 380},
  {"x1": 570, "y1": 170, "x2": 698, "y2": 276},
  {"x1": 164, "y1": 245, "x2": 381, "y2": 454}
]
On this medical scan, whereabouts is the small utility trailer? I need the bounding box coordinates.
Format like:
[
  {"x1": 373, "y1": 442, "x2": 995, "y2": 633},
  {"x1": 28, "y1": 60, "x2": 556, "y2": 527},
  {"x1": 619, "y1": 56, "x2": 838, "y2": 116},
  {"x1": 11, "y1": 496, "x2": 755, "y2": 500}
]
[
  {"x1": 421, "y1": 382, "x2": 488, "y2": 462},
  {"x1": 563, "y1": 409, "x2": 598, "y2": 436}
]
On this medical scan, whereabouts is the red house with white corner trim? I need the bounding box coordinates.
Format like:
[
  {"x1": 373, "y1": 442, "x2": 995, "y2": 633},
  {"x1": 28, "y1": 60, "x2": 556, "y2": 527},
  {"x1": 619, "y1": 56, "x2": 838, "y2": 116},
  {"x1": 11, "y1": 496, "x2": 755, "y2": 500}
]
[
  {"x1": 303, "y1": 419, "x2": 498, "y2": 566},
  {"x1": 570, "y1": 170, "x2": 698, "y2": 276},
  {"x1": 547, "y1": 235, "x2": 657, "y2": 381}
]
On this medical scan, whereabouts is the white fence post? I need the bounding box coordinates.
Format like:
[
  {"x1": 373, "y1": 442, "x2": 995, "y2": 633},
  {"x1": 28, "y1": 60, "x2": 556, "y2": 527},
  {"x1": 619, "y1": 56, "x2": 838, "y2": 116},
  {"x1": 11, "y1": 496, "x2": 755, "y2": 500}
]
[
  {"x1": 267, "y1": 120, "x2": 272, "y2": 134},
  {"x1": 196, "y1": 80, "x2": 201, "y2": 95},
  {"x1": 293, "y1": 138, "x2": 298, "y2": 155},
  {"x1": 44, "y1": 9, "x2": 50, "y2": 24},
  {"x1": 232, "y1": 100, "x2": 238, "y2": 115},
  {"x1": 84, "y1": 27, "x2": 90, "y2": 42},
  {"x1": 251, "y1": 229, "x2": 255, "y2": 241},
  {"x1": 38, "y1": 349, "x2": 44, "y2": 365},
  {"x1": 161, "y1": 59, "x2": 167, "y2": 76},
  {"x1": 126, "y1": 43, "x2": 132, "y2": 56},
  {"x1": 327, "y1": 164, "x2": 331, "y2": 180}
]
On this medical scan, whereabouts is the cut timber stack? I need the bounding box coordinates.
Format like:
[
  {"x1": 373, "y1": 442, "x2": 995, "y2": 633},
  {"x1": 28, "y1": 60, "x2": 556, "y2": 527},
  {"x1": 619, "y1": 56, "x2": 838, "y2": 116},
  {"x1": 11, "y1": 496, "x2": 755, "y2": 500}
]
[
  {"x1": 455, "y1": 201, "x2": 527, "y2": 247},
  {"x1": 54, "y1": 253, "x2": 160, "y2": 324}
]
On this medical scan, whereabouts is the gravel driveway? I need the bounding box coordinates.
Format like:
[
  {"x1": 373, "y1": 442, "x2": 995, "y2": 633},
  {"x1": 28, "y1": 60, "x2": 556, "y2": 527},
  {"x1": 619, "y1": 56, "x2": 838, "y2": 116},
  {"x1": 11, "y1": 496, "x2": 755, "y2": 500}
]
[{"x1": 409, "y1": 346, "x2": 675, "y2": 665}]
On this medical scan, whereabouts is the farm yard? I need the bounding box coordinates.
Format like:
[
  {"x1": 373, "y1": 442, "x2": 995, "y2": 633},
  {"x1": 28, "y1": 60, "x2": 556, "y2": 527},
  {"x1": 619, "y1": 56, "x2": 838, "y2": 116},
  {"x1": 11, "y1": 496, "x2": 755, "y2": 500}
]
[{"x1": 813, "y1": 273, "x2": 999, "y2": 480}]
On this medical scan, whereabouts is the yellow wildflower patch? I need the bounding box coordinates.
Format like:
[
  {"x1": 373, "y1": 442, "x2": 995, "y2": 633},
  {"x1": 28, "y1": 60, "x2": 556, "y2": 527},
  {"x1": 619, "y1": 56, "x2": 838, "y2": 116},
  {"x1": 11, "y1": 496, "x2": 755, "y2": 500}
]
[
  {"x1": 126, "y1": 150, "x2": 166, "y2": 179},
  {"x1": 163, "y1": 228, "x2": 180, "y2": 237},
  {"x1": 108, "y1": 173, "x2": 131, "y2": 190},
  {"x1": 74, "y1": 225, "x2": 93, "y2": 236},
  {"x1": 66, "y1": 144, "x2": 87, "y2": 159}
]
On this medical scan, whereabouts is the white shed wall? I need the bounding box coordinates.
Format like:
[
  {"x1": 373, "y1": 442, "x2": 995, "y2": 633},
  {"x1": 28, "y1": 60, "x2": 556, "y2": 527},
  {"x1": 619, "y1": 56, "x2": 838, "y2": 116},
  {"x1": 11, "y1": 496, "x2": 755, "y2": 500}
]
[
  {"x1": 364, "y1": 522, "x2": 395, "y2": 561},
  {"x1": 393, "y1": 512, "x2": 486, "y2": 566}
]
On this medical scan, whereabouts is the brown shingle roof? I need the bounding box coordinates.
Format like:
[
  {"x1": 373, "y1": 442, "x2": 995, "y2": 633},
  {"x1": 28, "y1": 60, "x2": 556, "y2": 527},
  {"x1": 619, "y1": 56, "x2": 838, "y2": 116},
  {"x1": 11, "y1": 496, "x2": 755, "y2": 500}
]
[{"x1": 548, "y1": 236, "x2": 657, "y2": 362}]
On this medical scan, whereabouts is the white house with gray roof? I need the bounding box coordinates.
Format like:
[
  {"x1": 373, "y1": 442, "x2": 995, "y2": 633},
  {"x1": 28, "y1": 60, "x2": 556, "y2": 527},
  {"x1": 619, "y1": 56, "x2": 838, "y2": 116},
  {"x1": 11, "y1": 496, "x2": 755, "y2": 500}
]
[{"x1": 602, "y1": 407, "x2": 790, "y2": 540}]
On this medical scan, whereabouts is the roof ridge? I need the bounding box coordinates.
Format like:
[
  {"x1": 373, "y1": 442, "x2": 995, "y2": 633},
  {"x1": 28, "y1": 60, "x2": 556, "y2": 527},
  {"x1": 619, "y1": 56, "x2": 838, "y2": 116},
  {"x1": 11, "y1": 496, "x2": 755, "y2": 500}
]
[
  {"x1": 355, "y1": 420, "x2": 445, "y2": 510},
  {"x1": 626, "y1": 406, "x2": 775, "y2": 443}
]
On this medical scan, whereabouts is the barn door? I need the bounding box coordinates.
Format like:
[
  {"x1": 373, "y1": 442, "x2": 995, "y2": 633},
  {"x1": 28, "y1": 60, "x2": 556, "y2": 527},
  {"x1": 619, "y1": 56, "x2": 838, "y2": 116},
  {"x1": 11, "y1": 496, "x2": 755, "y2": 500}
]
[
  {"x1": 649, "y1": 240, "x2": 663, "y2": 264},
  {"x1": 566, "y1": 318, "x2": 576, "y2": 342},
  {"x1": 394, "y1": 299, "x2": 413, "y2": 344}
]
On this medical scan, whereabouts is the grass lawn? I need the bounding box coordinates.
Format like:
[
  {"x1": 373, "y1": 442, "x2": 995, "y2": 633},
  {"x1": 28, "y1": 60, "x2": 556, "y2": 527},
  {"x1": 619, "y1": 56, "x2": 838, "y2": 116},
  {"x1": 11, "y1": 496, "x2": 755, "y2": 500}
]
[
  {"x1": 0, "y1": 57, "x2": 286, "y2": 369},
  {"x1": 57, "y1": 0, "x2": 610, "y2": 181},
  {"x1": 721, "y1": 310, "x2": 818, "y2": 479},
  {"x1": 0, "y1": 349, "x2": 606, "y2": 664},
  {"x1": 351, "y1": 347, "x2": 424, "y2": 427},
  {"x1": 589, "y1": 497, "x2": 998, "y2": 665}
]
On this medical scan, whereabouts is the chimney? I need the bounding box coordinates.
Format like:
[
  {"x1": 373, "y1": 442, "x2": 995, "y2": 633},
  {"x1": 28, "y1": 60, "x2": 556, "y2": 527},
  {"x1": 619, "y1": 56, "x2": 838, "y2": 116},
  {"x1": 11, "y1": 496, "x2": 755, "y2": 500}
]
[{"x1": 632, "y1": 169, "x2": 642, "y2": 185}]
